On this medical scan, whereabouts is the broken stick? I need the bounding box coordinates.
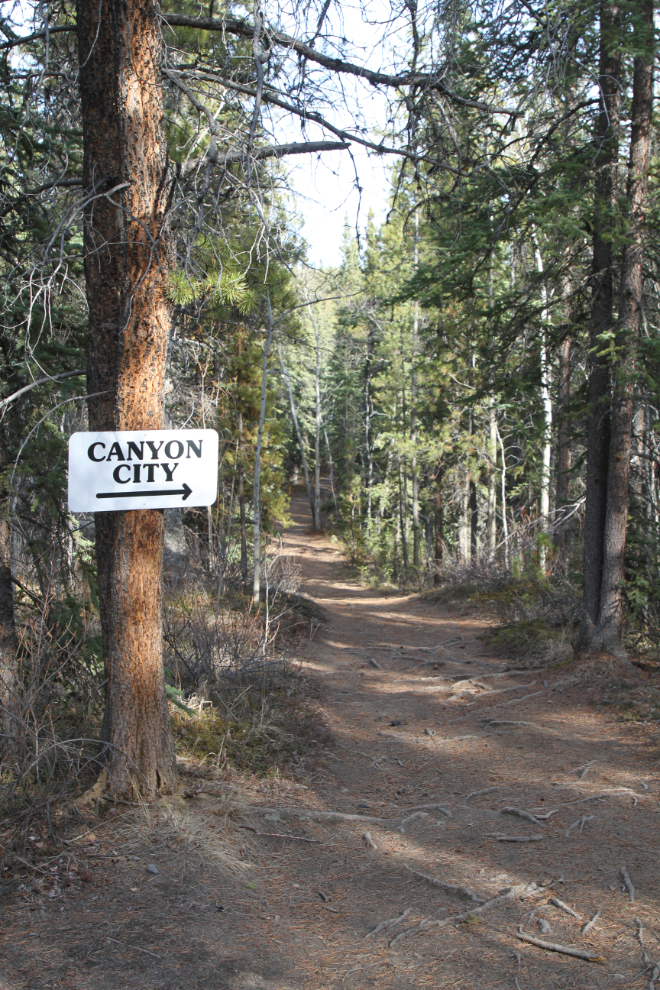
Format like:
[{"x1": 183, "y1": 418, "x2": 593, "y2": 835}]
[
  {"x1": 621, "y1": 866, "x2": 635, "y2": 903},
  {"x1": 502, "y1": 807, "x2": 546, "y2": 827},
  {"x1": 580, "y1": 911, "x2": 600, "y2": 936},
  {"x1": 516, "y1": 931, "x2": 604, "y2": 963},
  {"x1": 486, "y1": 833, "x2": 544, "y2": 842},
  {"x1": 364, "y1": 907, "x2": 412, "y2": 939},
  {"x1": 548, "y1": 897, "x2": 582, "y2": 920},
  {"x1": 403, "y1": 865, "x2": 483, "y2": 903}
]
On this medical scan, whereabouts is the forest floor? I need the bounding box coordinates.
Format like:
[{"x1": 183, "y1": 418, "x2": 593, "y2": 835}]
[{"x1": 2, "y1": 493, "x2": 660, "y2": 989}]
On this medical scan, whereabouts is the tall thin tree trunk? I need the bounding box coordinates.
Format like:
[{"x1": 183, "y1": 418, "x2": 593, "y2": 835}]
[
  {"x1": 253, "y1": 298, "x2": 275, "y2": 605},
  {"x1": 323, "y1": 423, "x2": 336, "y2": 504},
  {"x1": 434, "y1": 465, "x2": 443, "y2": 584},
  {"x1": 554, "y1": 333, "x2": 572, "y2": 551},
  {"x1": 411, "y1": 209, "x2": 420, "y2": 569},
  {"x1": 313, "y1": 318, "x2": 322, "y2": 530},
  {"x1": 237, "y1": 411, "x2": 248, "y2": 584},
  {"x1": 497, "y1": 424, "x2": 509, "y2": 569},
  {"x1": 579, "y1": 0, "x2": 621, "y2": 647},
  {"x1": 77, "y1": 0, "x2": 176, "y2": 796},
  {"x1": 278, "y1": 345, "x2": 313, "y2": 520},
  {"x1": 0, "y1": 512, "x2": 16, "y2": 751},
  {"x1": 534, "y1": 239, "x2": 553, "y2": 572},
  {"x1": 593, "y1": 0, "x2": 653, "y2": 652},
  {"x1": 487, "y1": 400, "x2": 498, "y2": 553}
]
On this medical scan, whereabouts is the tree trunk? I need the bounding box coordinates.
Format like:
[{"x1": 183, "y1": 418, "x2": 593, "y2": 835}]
[
  {"x1": 579, "y1": 0, "x2": 621, "y2": 647},
  {"x1": 487, "y1": 400, "x2": 497, "y2": 554},
  {"x1": 554, "y1": 333, "x2": 572, "y2": 551},
  {"x1": 313, "y1": 318, "x2": 322, "y2": 530},
  {"x1": 533, "y1": 238, "x2": 553, "y2": 572},
  {"x1": 0, "y1": 512, "x2": 16, "y2": 752},
  {"x1": 237, "y1": 412, "x2": 248, "y2": 584},
  {"x1": 434, "y1": 466, "x2": 443, "y2": 584},
  {"x1": 278, "y1": 345, "x2": 314, "y2": 521},
  {"x1": 77, "y1": 0, "x2": 176, "y2": 797},
  {"x1": 252, "y1": 298, "x2": 275, "y2": 605},
  {"x1": 592, "y1": 0, "x2": 653, "y2": 652},
  {"x1": 411, "y1": 210, "x2": 420, "y2": 569}
]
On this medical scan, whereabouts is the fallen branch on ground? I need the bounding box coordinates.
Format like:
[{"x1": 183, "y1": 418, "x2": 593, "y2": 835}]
[
  {"x1": 486, "y1": 833, "x2": 544, "y2": 842},
  {"x1": 365, "y1": 907, "x2": 412, "y2": 939},
  {"x1": 106, "y1": 937, "x2": 162, "y2": 959},
  {"x1": 238, "y1": 826, "x2": 321, "y2": 843},
  {"x1": 565, "y1": 815, "x2": 594, "y2": 836},
  {"x1": 484, "y1": 720, "x2": 550, "y2": 731},
  {"x1": 466, "y1": 786, "x2": 502, "y2": 800},
  {"x1": 404, "y1": 865, "x2": 483, "y2": 903},
  {"x1": 406, "y1": 803, "x2": 452, "y2": 817},
  {"x1": 248, "y1": 807, "x2": 387, "y2": 825},
  {"x1": 636, "y1": 916, "x2": 650, "y2": 966},
  {"x1": 369, "y1": 658, "x2": 382, "y2": 669},
  {"x1": 502, "y1": 807, "x2": 546, "y2": 827},
  {"x1": 398, "y1": 811, "x2": 429, "y2": 833},
  {"x1": 516, "y1": 931, "x2": 604, "y2": 963},
  {"x1": 390, "y1": 885, "x2": 534, "y2": 945},
  {"x1": 621, "y1": 866, "x2": 635, "y2": 903},
  {"x1": 548, "y1": 898, "x2": 582, "y2": 920},
  {"x1": 342, "y1": 961, "x2": 395, "y2": 982},
  {"x1": 580, "y1": 911, "x2": 600, "y2": 935}
]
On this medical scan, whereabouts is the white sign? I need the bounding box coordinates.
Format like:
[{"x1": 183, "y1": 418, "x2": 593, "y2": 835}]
[{"x1": 68, "y1": 429, "x2": 219, "y2": 513}]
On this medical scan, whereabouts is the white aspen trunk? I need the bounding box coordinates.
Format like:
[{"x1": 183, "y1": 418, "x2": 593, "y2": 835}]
[
  {"x1": 488, "y1": 400, "x2": 498, "y2": 553},
  {"x1": 323, "y1": 423, "x2": 336, "y2": 504},
  {"x1": 306, "y1": 304, "x2": 323, "y2": 530},
  {"x1": 486, "y1": 257, "x2": 497, "y2": 554},
  {"x1": 253, "y1": 296, "x2": 275, "y2": 605},
  {"x1": 534, "y1": 238, "x2": 553, "y2": 572},
  {"x1": 278, "y1": 344, "x2": 314, "y2": 519},
  {"x1": 458, "y1": 467, "x2": 470, "y2": 565},
  {"x1": 411, "y1": 209, "x2": 420, "y2": 569},
  {"x1": 314, "y1": 321, "x2": 322, "y2": 530},
  {"x1": 496, "y1": 423, "x2": 509, "y2": 569}
]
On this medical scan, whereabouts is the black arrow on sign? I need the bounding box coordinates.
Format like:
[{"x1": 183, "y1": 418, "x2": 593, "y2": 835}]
[{"x1": 96, "y1": 483, "x2": 193, "y2": 501}]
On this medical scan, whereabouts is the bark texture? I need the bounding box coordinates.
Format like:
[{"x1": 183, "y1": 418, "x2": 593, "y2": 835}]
[
  {"x1": 579, "y1": 0, "x2": 620, "y2": 646},
  {"x1": 553, "y1": 334, "x2": 572, "y2": 552},
  {"x1": 593, "y1": 0, "x2": 653, "y2": 651},
  {"x1": 0, "y1": 512, "x2": 16, "y2": 750},
  {"x1": 77, "y1": 0, "x2": 176, "y2": 796}
]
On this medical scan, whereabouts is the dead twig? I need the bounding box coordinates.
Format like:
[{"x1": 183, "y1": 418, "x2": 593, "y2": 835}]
[
  {"x1": 465, "y1": 786, "x2": 501, "y2": 800},
  {"x1": 636, "y1": 916, "x2": 650, "y2": 966},
  {"x1": 391, "y1": 885, "x2": 532, "y2": 945},
  {"x1": 238, "y1": 826, "x2": 321, "y2": 843},
  {"x1": 106, "y1": 936, "x2": 162, "y2": 959},
  {"x1": 548, "y1": 897, "x2": 582, "y2": 920},
  {"x1": 516, "y1": 931, "x2": 603, "y2": 963},
  {"x1": 398, "y1": 811, "x2": 428, "y2": 833},
  {"x1": 621, "y1": 866, "x2": 635, "y2": 903},
  {"x1": 365, "y1": 907, "x2": 412, "y2": 939},
  {"x1": 486, "y1": 833, "x2": 544, "y2": 842},
  {"x1": 404, "y1": 865, "x2": 483, "y2": 903},
  {"x1": 580, "y1": 911, "x2": 600, "y2": 935},
  {"x1": 565, "y1": 815, "x2": 594, "y2": 836},
  {"x1": 342, "y1": 961, "x2": 395, "y2": 981},
  {"x1": 502, "y1": 807, "x2": 546, "y2": 827}
]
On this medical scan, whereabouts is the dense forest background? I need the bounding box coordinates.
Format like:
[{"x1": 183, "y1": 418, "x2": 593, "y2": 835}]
[{"x1": 0, "y1": 0, "x2": 658, "y2": 805}]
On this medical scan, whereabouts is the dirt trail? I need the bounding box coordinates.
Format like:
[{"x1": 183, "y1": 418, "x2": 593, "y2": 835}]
[{"x1": 2, "y1": 493, "x2": 660, "y2": 990}]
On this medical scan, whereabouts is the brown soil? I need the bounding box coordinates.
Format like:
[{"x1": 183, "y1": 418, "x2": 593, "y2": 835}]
[{"x1": 2, "y1": 493, "x2": 660, "y2": 989}]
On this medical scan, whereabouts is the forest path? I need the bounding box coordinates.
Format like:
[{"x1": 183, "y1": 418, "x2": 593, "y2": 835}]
[{"x1": 2, "y1": 493, "x2": 660, "y2": 990}]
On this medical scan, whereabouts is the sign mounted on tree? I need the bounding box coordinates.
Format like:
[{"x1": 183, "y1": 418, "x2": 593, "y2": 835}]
[{"x1": 68, "y1": 430, "x2": 219, "y2": 512}]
